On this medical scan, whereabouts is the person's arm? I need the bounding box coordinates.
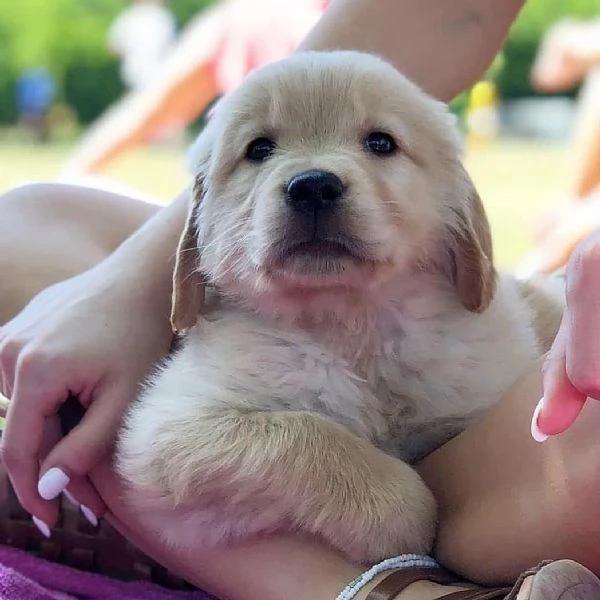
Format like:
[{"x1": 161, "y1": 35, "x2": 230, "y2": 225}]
[
  {"x1": 568, "y1": 70, "x2": 600, "y2": 199},
  {"x1": 530, "y1": 19, "x2": 600, "y2": 199},
  {"x1": 301, "y1": 0, "x2": 526, "y2": 102},
  {"x1": 418, "y1": 359, "x2": 600, "y2": 585},
  {"x1": 98, "y1": 188, "x2": 189, "y2": 314}
]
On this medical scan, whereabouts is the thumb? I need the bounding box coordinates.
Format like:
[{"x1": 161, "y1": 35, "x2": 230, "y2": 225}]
[
  {"x1": 38, "y1": 383, "x2": 129, "y2": 508},
  {"x1": 532, "y1": 312, "x2": 586, "y2": 441}
]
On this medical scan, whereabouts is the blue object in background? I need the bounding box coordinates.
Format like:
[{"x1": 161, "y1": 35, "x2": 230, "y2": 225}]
[{"x1": 16, "y1": 68, "x2": 56, "y2": 117}]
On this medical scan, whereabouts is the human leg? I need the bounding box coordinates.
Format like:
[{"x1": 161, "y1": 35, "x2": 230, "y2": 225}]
[{"x1": 0, "y1": 183, "x2": 158, "y2": 324}]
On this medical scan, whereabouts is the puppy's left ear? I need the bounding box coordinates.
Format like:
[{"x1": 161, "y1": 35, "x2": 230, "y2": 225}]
[
  {"x1": 171, "y1": 177, "x2": 206, "y2": 335},
  {"x1": 444, "y1": 167, "x2": 496, "y2": 313}
]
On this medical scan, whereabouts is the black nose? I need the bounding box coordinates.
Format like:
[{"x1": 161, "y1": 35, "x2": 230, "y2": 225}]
[{"x1": 286, "y1": 170, "x2": 344, "y2": 213}]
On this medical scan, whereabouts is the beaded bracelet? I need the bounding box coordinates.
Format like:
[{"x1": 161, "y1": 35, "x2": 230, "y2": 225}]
[{"x1": 335, "y1": 554, "x2": 439, "y2": 600}]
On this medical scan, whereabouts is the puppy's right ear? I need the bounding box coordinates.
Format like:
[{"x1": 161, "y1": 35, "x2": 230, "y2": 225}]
[{"x1": 170, "y1": 176, "x2": 206, "y2": 335}]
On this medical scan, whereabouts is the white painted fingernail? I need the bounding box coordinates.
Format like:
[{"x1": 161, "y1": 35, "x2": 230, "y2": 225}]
[
  {"x1": 80, "y1": 505, "x2": 98, "y2": 527},
  {"x1": 531, "y1": 397, "x2": 549, "y2": 443},
  {"x1": 63, "y1": 489, "x2": 79, "y2": 506},
  {"x1": 38, "y1": 467, "x2": 70, "y2": 500},
  {"x1": 32, "y1": 516, "x2": 51, "y2": 538}
]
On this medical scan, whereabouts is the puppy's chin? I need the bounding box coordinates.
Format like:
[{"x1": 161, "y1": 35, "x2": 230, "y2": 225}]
[{"x1": 262, "y1": 239, "x2": 377, "y2": 290}]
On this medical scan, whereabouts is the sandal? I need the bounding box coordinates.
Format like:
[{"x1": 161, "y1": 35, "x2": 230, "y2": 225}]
[{"x1": 366, "y1": 561, "x2": 600, "y2": 599}]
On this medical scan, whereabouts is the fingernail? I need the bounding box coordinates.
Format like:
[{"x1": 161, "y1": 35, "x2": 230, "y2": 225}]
[
  {"x1": 32, "y1": 516, "x2": 51, "y2": 538},
  {"x1": 80, "y1": 505, "x2": 98, "y2": 528},
  {"x1": 63, "y1": 489, "x2": 79, "y2": 506},
  {"x1": 38, "y1": 467, "x2": 70, "y2": 500},
  {"x1": 531, "y1": 397, "x2": 549, "y2": 443}
]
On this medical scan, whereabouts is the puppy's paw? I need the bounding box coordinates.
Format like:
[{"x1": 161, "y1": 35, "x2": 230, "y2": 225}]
[{"x1": 313, "y1": 457, "x2": 437, "y2": 564}]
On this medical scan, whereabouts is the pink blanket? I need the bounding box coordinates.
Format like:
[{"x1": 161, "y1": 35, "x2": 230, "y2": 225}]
[{"x1": 0, "y1": 547, "x2": 213, "y2": 600}]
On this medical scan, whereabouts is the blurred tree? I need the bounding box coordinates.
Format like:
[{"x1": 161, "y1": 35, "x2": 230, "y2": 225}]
[{"x1": 0, "y1": 0, "x2": 216, "y2": 125}]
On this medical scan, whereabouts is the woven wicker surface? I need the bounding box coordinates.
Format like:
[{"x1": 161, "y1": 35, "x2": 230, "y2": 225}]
[{"x1": 0, "y1": 395, "x2": 196, "y2": 591}]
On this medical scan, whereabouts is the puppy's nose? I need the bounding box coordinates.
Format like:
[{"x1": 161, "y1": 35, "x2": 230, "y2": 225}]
[{"x1": 286, "y1": 170, "x2": 344, "y2": 213}]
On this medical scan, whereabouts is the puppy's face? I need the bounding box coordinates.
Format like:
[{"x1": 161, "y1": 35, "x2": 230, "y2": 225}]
[{"x1": 172, "y1": 51, "x2": 495, "y2": 329}]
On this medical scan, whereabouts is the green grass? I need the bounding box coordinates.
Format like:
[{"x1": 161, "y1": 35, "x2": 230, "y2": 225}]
[{"x1": 0, "y1": 137, "x2": 570, "y2": 270}]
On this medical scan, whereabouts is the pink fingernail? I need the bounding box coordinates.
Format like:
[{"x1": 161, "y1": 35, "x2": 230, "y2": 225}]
[
  {"x1": 531, "y1": 397, "x2": 549, "y2": 443},
  {"x1": 38, "y1": 467, "x2": 70, "y2": 500},
  {"x1": 80, "y1": 505, "x2": 98, "y2": 528},
  {"x1": 32, "y1": 516, "x2": 51, "y2": 538}
]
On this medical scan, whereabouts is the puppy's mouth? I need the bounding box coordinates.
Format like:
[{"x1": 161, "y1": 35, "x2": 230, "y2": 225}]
[
  {"x1": 284, "y1": 239, "x2": 357, "y2": 260},
  {"x1": 267, "y1": 235, "x2": 369, "y2": 279}
]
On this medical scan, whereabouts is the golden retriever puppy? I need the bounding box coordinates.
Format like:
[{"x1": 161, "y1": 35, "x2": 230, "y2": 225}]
[{"x1": 116, "y1": 51, "x2": 564, "y2": 564}]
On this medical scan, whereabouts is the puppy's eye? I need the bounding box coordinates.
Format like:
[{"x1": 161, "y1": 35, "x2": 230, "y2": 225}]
[
  {"x1": 245, "y1": 137, "x2": 276, "y2": 162},
  {"x1": 363, "y1": 132, "x2": 397, "y2": 156}
]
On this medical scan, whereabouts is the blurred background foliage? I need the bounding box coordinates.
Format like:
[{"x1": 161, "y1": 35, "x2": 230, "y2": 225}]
[
  {"x1": 0, "y1": 0, "x2": 217, "y2": 125},
  {"x1": 0, "y1": 0, "x2": 598, "y2": 126}
]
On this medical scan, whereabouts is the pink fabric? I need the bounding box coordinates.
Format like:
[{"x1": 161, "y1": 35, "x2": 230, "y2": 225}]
[
  {"x1": 0, "y1": 547, "x2": 213, "y2": 600},
  {"x1": 212, "y1": 0, "x2": 330, "y2": 93}
]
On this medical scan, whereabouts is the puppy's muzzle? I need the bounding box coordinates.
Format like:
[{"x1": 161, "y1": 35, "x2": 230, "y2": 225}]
[
  {"x1": 270, "y1": 169, "x2": 367, "y2": 274},
  {"x1": 286, "y1": 170, "x2": 344, "y2": 214}
]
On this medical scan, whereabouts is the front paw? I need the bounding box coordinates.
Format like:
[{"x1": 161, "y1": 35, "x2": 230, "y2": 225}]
[{"x1": 312, "y1": 460, "x2": 437, "y2": 564}]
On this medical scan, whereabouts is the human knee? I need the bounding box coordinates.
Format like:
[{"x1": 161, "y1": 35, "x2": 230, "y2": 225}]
[{"x1": 0, "y1": 181, "x2": 157, "y2": 254}]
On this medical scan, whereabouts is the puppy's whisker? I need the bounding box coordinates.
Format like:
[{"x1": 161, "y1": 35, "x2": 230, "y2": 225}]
[
  {"x1": 199, "y1": 222, "x2": 248, "y2": 255},
  {"x1": 207, "y1": 235, "x2": 247, "y2": 281},
  {"x1": 214, "y1": 248, "x2": 247, "y2": 280}
]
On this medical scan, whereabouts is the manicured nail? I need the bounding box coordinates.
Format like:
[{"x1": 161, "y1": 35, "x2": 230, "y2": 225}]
[
  {"x1": 80, "y1": 505, "x2": 98, "y2": 528},
  {"x1": 531, "y1": 397, "x2": 549, "y2": 443},
  {"x1": 32, "y1": 516, "x2": 51, "y2": 538},
  {"x1": 38, "y1": 467, "x2": 70, "y2": 500},
  {"x1": 63, "y1": 489, "x2": 79, "y2": 506}
]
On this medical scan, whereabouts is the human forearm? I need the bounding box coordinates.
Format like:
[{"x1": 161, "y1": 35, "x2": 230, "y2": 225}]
[
  {"x1": 299, "y1": 0, "x2": 525, "y2": 102},
  {"x1": 569, "y1": 71, "x2": 600, "y2": 198},
  {"x1": 418, "y1": 359, "x2": 600, "y2": 585},
  {"x1": 98, "y1": 188, "x2": 190, "y2": 321}
]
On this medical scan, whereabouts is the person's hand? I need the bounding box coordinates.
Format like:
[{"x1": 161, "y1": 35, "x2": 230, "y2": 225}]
[
  {"x1": 531, "y1": 231, "x2": 600, "y2": 441},
  {"x1": 517, "y1": 191, "x2": 600, "y2": 279},
  {"x1": 0, "y1": 263, "x2": 173, "y2": 533},
  {"x1": 530, "y1": 20, "x2": 594, "y2": 92}
]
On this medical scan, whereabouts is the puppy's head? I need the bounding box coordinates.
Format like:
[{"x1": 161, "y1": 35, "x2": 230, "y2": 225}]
[{"x1": 172, "y1": 51, "x2": 495, "y2": 331}]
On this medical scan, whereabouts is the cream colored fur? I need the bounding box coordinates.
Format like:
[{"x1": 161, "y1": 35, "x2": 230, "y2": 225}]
[{"x1": 116, "y1": 51, "x2": 564, "y2": 564}]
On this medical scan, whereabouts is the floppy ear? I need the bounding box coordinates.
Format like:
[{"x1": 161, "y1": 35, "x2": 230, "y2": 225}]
[
  {"x1": 444, "y1": 167, "x2": 496, "y2": 313},
  {"x1": 170, "y1": 176, "x2": 206, "y2": 335}
]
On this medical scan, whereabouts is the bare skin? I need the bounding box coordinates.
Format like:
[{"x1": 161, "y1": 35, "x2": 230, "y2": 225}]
[{"x1": 519, "y1": 20, "x2": 600, "y2": 276}]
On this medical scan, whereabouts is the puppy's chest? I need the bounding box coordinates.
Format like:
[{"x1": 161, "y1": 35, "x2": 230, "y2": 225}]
[
  {"x1": 197, "y1": 309, "x2": 498, "y2": 463},
  {"x1": 339, "y1": 334, "x2": 486, "y2": 462},
  {"x1": 266, "y1": 319, "x2": 488, "y2": 462}
]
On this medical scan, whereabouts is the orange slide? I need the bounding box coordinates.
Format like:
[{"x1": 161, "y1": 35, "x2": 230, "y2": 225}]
[{"x1": 62, "y1": 0, "x2": 328, "y2": 177}]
